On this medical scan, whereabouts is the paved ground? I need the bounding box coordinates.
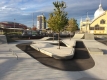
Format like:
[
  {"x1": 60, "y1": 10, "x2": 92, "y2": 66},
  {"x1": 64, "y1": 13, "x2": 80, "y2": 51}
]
[
  {"x1": 0, "y1": 39, "x2": 107, "y2": 80},
  {"x1": 16, "y1": 41, "x2": 95, "y2": 71}
]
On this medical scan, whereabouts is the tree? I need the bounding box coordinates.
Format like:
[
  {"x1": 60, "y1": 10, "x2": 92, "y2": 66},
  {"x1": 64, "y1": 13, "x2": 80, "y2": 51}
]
[
  {"x1": 32, "y1": 26, "x2": 37, "y2": 31},
  {"x1": 66, "y1": 18, "x2": 78, "y2": 40},
  {"x1": 47, "y1": 1, "x2": 68, "y2": 49},
  {"x1": 47, "y1": 13, "x2": 56, "y2": 41}
]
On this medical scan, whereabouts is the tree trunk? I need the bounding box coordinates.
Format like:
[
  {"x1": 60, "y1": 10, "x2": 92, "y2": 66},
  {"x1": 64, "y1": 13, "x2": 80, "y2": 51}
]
[
  {"x1": 53, "y1": 32, "x2": 54, "y2": 41},
  {"x1": 70, "y1": 32, "x2": 72, "y2": 40},
  {"x1": 70, "y1": 34, "x2": 71, "y2": 40},
  {"x1": 58, "y1": 32, "x2": 60, "y2": 49}
]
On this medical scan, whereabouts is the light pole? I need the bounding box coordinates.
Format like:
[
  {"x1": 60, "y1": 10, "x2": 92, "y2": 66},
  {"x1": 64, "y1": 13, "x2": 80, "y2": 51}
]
[
  {"x1": 14, "y1": 19, "x2": 15, "y2": 32},
  {"x1": 31, "y1": 12, "x2": 35, "y2": 35},
  {"x1": 32, "y1": 13, "x2": 34, "y2": 28}
]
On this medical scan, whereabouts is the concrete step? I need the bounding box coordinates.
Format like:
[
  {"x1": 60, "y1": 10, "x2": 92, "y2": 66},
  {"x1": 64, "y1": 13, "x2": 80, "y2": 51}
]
[
  {"x1": 87, "y1": 48, "x2": 103, "y2": 55},
  {"x1": 73, "y1": 34, "x2": 84, "y2": 39},
  {"x1": 85, "y1": 33, "x2": 94, "y2": 40},
  {"x1": 0, "y1": 35, "x2": 7, "y2": 44}
]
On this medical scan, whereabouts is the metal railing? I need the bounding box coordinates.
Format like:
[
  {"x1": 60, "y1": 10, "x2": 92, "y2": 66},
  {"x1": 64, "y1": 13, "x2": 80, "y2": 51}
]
[{"x1": 9, "y1": 48, "x2": 18, "y2": 60}]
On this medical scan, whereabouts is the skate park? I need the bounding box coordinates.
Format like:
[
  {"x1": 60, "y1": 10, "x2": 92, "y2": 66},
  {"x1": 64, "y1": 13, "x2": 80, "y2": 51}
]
[
  {"x1": 0, "y1": 33, "x2": 107, "y2": 80},
  {"x1": 30, "y1": 33, "x2": 103, "y2": 60}
]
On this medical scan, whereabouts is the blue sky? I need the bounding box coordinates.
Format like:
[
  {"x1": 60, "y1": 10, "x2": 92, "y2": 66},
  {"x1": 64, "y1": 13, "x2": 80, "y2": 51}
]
[{"x1": 0, "y1": 0, "x2": 107, "y2": 28}]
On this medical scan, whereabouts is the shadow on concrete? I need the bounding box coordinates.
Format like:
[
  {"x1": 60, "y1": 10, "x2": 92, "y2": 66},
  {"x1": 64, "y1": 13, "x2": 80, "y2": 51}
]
[
  {"x1": 16, "y1": 41, "x2": 95, "y2": 71},
  {"x1": 0, "y1": 58, "x2": 24, "y2": 80},
  {"x1": 96, "y1": 39, "x2": 107, "y2": 55},
  {"x1": 77, "y1": 77, "x2": 105, "y2": 80}
]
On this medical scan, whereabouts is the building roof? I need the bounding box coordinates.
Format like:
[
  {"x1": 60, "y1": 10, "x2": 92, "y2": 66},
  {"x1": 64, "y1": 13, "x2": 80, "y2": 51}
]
[
  {"x1": 0, "y1": 21, "x2": 27, "y2": 29},
  {"x1": 94, "y1": 4, "x2": 105, "y2": 20}
]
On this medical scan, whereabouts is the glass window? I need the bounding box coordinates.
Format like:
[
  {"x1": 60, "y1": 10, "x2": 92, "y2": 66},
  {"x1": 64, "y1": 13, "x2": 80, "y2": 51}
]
[
  {"x1": 95, "y1": 25, "x2": 99, "y2": 30},
  {"x1": 99, "y1": 27, "x2": 104, "y2": 30},
  {"x1": 100, "y1": 19, "x2": 105, "y2": 24},
  {"x1": 90, "y1": 27, "x2": 94, "y2": 30},
  {"x1": 83, "y1": 24, "x2": 85, "y2": 26}
]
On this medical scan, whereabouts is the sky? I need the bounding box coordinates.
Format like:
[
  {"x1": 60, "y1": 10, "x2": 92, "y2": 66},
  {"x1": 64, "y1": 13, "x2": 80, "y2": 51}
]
[{"x1": 0, "y1": 0, "x2": 107, "y2": 28}]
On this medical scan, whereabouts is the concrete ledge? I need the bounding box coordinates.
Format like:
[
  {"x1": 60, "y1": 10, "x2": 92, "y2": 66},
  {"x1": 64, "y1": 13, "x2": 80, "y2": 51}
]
[
  {"x1": 40, "y1": 37, "x2": 53, "y2": 40},
  {"x1": 52, "y1": 48, "x2": 75, "y2": 59},
  {"x1": 72, "y1": 34, "x2": 84, "y2": 39},
  {"x1": 30, "y1": 44, "x2": 40, "y2": 51},
  {"x1": 40, "y1": 49, "x2": 53, "y2": 57},
  {"x1": 84, "y1": 33, "x2": 94, "y2": 40},
  {"x1": 0, "y1": 35, "x2": 7, "y2": 44},
  {"x1": 62, "y1": 40, "x2": 76, "y2": 48},
  {"x1": 87, "y1": 48, "x2": 103, "y2": 55},
  {"x1": 32, "y1": 40, "x2": 58, "y2": 44},
  {"x1": 30, "y1": 42, "x2": 75, "y2": 59},
  {"x1": 32, "y1": 37, "x2": 54, "y2": 43},
  {"x1": 40, "y1": 47, "x2": 75, "y2": 59}
]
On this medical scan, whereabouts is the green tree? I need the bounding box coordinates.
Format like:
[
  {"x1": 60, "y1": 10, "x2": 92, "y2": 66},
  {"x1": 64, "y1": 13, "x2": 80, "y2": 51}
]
[
  {"x1": 47, "y1": 13, "x2": 56, "y2": 41},
  {"x1": 66, "y1": 18, "x2": 78, "y2": 40},
  {"x1": 47, "y1": 1, "x2": 68, "y2": 49}
]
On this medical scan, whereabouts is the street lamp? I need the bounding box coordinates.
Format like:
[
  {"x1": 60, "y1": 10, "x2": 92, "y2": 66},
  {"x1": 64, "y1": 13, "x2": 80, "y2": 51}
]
[
  {"x1": 32, "y1": 13, "x2": 34, "y2": 28},
  {"x1": 14, "y1": 19, "x2": 15, "y2": 32},
  {"x1": 31, "y1": 13, "x2": 35, "y2": 36}
]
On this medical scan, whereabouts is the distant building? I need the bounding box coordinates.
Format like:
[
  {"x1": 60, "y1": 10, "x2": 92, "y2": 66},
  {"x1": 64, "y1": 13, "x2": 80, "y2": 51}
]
[
  {"x1": 37, "y1": 14, "x2": 46, "y2": 30},
  {"x1": 0, "y1": 21, "x2": 27, "y2": 30},
  {"x1": 80, "y1": 3, "x2": 107, "y2": 34},
  {"x1": 0, "y1": 21, "x2": 27, "y2": 34},
  {"x1": 80, "y1": 13, "x2": 91, "y2": 33}
]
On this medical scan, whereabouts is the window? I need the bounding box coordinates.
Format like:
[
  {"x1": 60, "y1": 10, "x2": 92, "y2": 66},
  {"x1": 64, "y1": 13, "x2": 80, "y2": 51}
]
[
  {"x1": 90, "y1": 27, "x2": 94, "y2": 30},
  {"x1": 82, "y1": 24, "x2": 85, "y2": 26},
  {"x1": 100, "y1": 19, "x2": 105, "y2": 24},
  {"x1": 95, "y1": 24, "x2": 99, "y2": 30},
  {"x1": 99, "y1": 27, "x2": 105, "y2": 30}
]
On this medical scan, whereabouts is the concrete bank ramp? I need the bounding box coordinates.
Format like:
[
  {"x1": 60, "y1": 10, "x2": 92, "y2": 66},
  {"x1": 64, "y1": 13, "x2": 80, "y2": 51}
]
[
  {"x1": 84, "y1": 33, "x2": 94, "y2": 40},
  {"x1": 31, "y1": 42, "x2": 54, "y2": 51},
  {"x1": 0, "y1": 35, "x2": 7, "y2": 44},
  {"x1": 62, "y1": 39, "x2": 76, "y2": 48},
  {"x1": 30, "y1": 42, "x2": 75, "y2": 59},
  {"x1": 72, "y1": 34, "x2": 84, "y2": 39},
  {"x1": 32, "y1": 37, "x2": 56, "y2": 43},
  {"x1": 40, "y1": 37, "x2": 53, "y2": 40}
]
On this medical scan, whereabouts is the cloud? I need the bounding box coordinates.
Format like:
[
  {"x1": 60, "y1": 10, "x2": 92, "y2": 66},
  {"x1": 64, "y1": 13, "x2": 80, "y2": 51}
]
[
  {"x1": 1, "y1": 6, "x2": 7, "y2": 10},
  {"x1": 0, "y1": 0, "x2": 107, "y2": 27},
  {"x1": 20, "y1": 8, "x2": 27, "y2": 10}
]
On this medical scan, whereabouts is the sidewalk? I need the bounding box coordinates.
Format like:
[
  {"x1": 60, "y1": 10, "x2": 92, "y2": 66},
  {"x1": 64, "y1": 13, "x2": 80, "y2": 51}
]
[{"x1": 0, "y1": 39, "x2": 107, "y2": 80}]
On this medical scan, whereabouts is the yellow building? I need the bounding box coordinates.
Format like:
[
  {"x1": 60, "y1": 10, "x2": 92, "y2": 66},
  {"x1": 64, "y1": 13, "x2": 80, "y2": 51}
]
[
  {"x1": 80, "y1": 14, "x2": 91, "y2": 33},
  {"x1": 80, "y1": 3, "x2": 107, "y2": 34}
]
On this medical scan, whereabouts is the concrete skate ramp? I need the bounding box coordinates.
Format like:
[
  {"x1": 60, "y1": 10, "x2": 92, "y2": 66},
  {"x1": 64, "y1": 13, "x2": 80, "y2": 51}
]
[
  {"x1": 72, "y1": 34, "x2": 84, "y2": 39},
  {"x1": 40, "y1": 37, "x2": 53, "y2": 40},
  {"x1": 0, "y1": 35, "x2": 7, "y2": 44},
  {"x1": 17, "y1": 42, "x2": 95, "y2": 71},
  {"x1": 30, "y1": 42, "x2": 75, "y2": 59},
  {"x1": 84, "y1": 33, "x2": 94, "y2": 40}
]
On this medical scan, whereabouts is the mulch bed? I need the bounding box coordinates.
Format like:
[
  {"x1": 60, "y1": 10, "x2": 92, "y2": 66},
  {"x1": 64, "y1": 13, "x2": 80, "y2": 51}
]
[{"x1": 16, "y1": 41, "x2": 95, "y2": 71}]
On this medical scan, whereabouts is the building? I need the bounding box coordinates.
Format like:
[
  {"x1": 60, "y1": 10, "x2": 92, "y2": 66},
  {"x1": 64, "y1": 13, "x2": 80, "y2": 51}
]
[
  {"x1": 0, "y1": 21, "x2": 27, "y2": 34},
  {"x1": 80, "y1": 3, "x2": 107, "y2": 34},
  {"x1": 37, "y1": 14, "x2": 46, "y2": 30},
  {"x1": 80, "y1": 13, "x2": 91, "y2": 33}
]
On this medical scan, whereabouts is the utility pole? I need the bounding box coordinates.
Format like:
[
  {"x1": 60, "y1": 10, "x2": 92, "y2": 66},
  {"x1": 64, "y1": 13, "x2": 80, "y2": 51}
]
[
  {"x1": 14, "y1": 19, "x2": 15, "y2": 32},
  {"x1": 32, "y1": 13, "x2": 34, "y2": 28}
]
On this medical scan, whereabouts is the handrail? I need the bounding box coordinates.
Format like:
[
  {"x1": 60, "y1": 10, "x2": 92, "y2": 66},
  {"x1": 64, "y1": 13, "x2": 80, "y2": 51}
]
[
  {"x1": 9, "y1": 48, "x2": 18, "y2": 60},
  {"x1": 0, "y1": 35, "x2": 18, "y2": 60}
]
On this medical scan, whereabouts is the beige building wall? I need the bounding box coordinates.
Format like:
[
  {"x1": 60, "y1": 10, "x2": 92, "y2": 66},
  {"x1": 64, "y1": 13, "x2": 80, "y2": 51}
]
[
  {"x1": 90, "y1": 11, "x2": 107, "y2": 34},
  {"x1": 80, "y1": 3, "x2": 107, "y2": 35},
  {"x1": 80, "y1": 20, "x2": 91, "y2": 33},
  {"x1": 80, "y1": 11, "x2": 107, "y2": 34}
]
